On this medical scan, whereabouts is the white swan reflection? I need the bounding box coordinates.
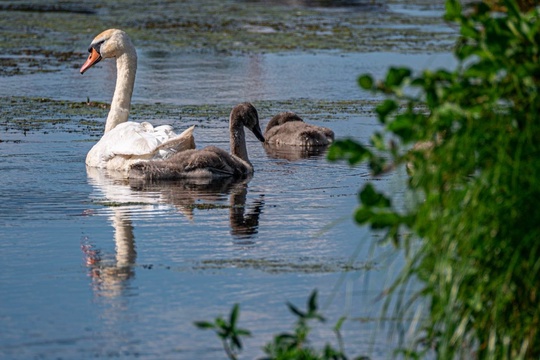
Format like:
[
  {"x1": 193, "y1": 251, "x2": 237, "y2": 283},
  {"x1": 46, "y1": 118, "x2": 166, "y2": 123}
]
[{"x1": 82, "y1": 167, "x2": 264, "y2": 297}]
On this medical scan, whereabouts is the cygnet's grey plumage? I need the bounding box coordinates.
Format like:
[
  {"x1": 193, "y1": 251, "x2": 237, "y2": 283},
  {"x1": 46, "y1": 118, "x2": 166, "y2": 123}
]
[
  {"x1": 264, "y1": 111, "x2": 334, "y2": 147},
  {"x1": 129, "y1": 102, "x2": 265, "y2": 180}
]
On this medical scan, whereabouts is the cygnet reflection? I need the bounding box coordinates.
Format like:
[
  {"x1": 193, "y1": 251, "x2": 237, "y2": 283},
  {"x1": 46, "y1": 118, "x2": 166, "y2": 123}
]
[{"x1": 263, "y1": 143, "x2": 329, "y2": 161}]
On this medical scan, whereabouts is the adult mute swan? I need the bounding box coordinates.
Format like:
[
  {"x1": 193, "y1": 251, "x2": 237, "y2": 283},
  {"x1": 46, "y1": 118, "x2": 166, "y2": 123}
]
[
  {"x1": 264, "y1": 111, "x2": 334, "y2": 146},
  {"x1": 81, "y1": 29, "x2": 195, "y2": 172},
  {"x1": 129, "y1": 102, "x2": 265, "y2": 180}
]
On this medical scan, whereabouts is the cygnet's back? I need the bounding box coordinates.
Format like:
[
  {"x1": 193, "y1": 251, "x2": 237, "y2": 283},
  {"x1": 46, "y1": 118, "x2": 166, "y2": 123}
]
[
  {"x1": 264, "y1": 111, "x2": 334, "y2": 147},
  {"x1": 130, "y1": 146, "x2": 251, "y2": 180}
]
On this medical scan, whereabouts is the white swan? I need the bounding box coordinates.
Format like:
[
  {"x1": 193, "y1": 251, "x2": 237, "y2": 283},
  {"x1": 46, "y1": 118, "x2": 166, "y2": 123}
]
[
  {"x1": 80, "y1": 29, "x2": 195, "y2": 172},
  {"x1": 129, "y1": 102, "x2": 265, "y2": 180}
]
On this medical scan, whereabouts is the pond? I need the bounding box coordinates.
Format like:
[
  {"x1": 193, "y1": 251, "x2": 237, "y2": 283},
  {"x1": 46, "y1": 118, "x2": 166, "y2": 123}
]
[{"x1": 0, "y1": 1, "x2": 455, "y2": 359}]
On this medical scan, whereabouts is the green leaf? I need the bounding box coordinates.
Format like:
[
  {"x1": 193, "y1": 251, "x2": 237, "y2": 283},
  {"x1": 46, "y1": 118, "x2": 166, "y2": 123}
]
[
  {"x1": 327, "y1": 139, "x2": 371, "y2": 165},
  {"x1": 287, "y1": 302, "x2": 306, "y2": 319},
  {"x1": 474, "y1": 1, "x2": 490, "y2": 16},
  {"x1": 503, "y1": 0, "x2": 521, "y2": 17},
  {"x1": 370, "y1": 212, "x2": 401, "y2": 229},
  {"x1": 274, "y1": 333, "x2": 297, "y2": 349},
  {"x1": 193, "y1": 321, "x2": 216, "y2": 329},
  {"x1": 375, "y1": 99, "x2": 398, "y2": 123},
  {"x1": 359, "y1": 183, "x2": 391, "y2": 208},
  {"x1": 358, "y1": 74, "x2": 374, "y2": 89},
  {"x1": 368, "y1": 156, "x2": 387, "y2": 176},
  {"x1": 460, "y1": 22, "x2": 478, "y2": 39},
  {"x1": 385, "y1": 67, "x2": 412, "y2": 87},
  {"x1": 334, "y1": 316, "x2": 346, "y2": 331},
  {"x1": 236, "y1": 329, "x2": 252, "y2": 336},
  {"x1": 455, "y1": 42, "x2": 477, "y2": 60},
  {"x1": 230, "y1": 303, "x2": 239, "y2": 327},
  {"x1": 232, "y1": 335, "x2": 242, "y2": 350},
  {"x1": 444, "y1": 0, "x2": 462, "y2": 20},
  {"x1": 276, "y1": 333, "x2": 296, "y2": 341},
  {"x1": 215, "y1": 317, "x2": 227, "y2": 329},
  {"x1": 370, "y1": 132, "x2": 386, "y2": 151},
  {"x1": 433, "y1": 69, "x2": 454, "y2": 82},
  {"x1": 307, "y1": 290, "x2": 318, "y2": 313},
  {"x1": 387, "y1": 114, "x2": 414, "y2": 142},
  {"x1": 354, "y1": 207, "x2": 373, "y2": 224}
]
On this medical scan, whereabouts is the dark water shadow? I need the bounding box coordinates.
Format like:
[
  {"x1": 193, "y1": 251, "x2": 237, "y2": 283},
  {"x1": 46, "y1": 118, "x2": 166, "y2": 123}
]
[
  {"x1": 263, "y1": 143, "x2": 329, "y2": 161},
  {"x1": 83, "y1": 167, "x2": 265, "y2": 297}
]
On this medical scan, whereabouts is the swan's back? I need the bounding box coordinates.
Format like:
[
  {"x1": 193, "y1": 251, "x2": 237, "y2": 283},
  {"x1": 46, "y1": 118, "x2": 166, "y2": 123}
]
[
  {"x1": 264, "y1": 112, "x2": 334, "y2": 146},
  {"x1": 86, "y1": 122, "x2": 196, "y2": 171}
]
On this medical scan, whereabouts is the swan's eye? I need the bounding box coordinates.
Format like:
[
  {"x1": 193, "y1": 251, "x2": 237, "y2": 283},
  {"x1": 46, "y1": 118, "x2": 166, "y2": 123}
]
[{"x1": 88, "y1": 40, "x2": 105, "y2": 54}]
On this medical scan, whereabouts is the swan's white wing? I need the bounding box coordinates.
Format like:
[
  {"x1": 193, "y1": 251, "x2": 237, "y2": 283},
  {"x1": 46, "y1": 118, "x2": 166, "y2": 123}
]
[
  {"x1": 154, "y1": 125, "x2": 196, "y2": 157},
  {"x1": 107, "y1": 122, "x2": 197, "y2": 158},
  {"x1": 102, "y1": 122, "x2": 160, "y2": 157},
  {"x1": 87, "y1": 122, "x2": 195, "y2": 171}
]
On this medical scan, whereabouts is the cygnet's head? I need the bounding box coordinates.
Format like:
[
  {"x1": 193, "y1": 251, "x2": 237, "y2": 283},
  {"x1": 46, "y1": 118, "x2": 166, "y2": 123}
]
[
  {"x1": 230, "y1": 102, "x2": 265, "y2": 143},
  {"x1": 265, "y1": 111, "x2": 304, "y2": 133}
]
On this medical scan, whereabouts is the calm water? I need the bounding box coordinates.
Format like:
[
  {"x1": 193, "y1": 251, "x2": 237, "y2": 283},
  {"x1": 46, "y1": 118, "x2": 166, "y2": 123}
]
[
  {"x1": 0, "y1": 46, "x2": 454, "y2": 359},
  {"x1": 0, "y1": 51, "x2": 454, "y2": 104}
]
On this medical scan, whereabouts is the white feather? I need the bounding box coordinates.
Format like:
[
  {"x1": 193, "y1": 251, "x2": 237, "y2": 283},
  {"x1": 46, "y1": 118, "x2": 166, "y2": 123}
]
[{"x1": 86, "y1": 122, "x2": 195, "y2": 171}]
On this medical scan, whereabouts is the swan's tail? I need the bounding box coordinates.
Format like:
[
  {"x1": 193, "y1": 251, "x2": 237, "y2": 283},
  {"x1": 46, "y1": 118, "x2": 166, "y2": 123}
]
[{"x1": 155, "y1": 125, "x2": 196, "y2": 158}]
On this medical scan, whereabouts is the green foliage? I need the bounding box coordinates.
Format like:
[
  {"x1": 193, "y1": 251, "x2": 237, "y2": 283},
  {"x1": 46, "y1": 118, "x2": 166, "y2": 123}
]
[
  {"x1": 194, "y1": 303, "x2": 251, "y2": 360},
  {"x1": 196, "y1": 291, "x2": 369, "y2": 360},
  {"x1": 329, "y1": 0, "x2": 540, "y2": 358},
  {"x1": 262, "y1": 290, "x2": 329, "y2": 359},
  {"x1": 327, "y1": 139, "x2": 371, "y2": 166}
]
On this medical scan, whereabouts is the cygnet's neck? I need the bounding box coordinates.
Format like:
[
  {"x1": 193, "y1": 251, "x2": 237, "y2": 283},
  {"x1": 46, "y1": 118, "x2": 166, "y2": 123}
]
[
  {"x1": 105, "y1": 48, "x2": 137, "y2": 133},
  {"x1": 230, "y1": 119, "x2": 251, "y2": 166}
]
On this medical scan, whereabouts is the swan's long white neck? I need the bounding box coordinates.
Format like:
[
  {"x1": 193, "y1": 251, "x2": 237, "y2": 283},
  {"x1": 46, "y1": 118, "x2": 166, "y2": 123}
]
[{"x1": 105, "y1": 47, "x2": 137, "y2": 133}]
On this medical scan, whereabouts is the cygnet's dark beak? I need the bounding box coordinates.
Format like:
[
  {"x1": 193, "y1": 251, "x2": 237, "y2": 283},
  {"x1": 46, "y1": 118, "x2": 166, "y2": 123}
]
[{"x1": 252, "y1": 124, "x2": 265, "y2": 142}]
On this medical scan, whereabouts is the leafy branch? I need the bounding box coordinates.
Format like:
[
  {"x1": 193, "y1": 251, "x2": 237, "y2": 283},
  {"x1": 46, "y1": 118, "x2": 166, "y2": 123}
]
[{"x1": 194, "y1": 303, "x2": 251, "y2": 360}]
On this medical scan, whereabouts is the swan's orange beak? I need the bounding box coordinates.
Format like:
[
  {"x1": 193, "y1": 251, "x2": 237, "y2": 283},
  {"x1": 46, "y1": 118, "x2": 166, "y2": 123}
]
[{"x1": 80, "y1": 48, "x2": 102, "y2": 74}]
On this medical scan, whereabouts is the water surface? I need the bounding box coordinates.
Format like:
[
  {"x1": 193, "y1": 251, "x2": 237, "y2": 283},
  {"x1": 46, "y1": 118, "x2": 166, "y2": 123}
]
[
  {"x1": 0, "y1": 4, "x2": 454, "y2": 358},
  {"x1": 0, "y1": 120, "x2": 406, "y2": 359},
  {"x1": 0, "y1": 51, "x2": 455, "y2": 105}
]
